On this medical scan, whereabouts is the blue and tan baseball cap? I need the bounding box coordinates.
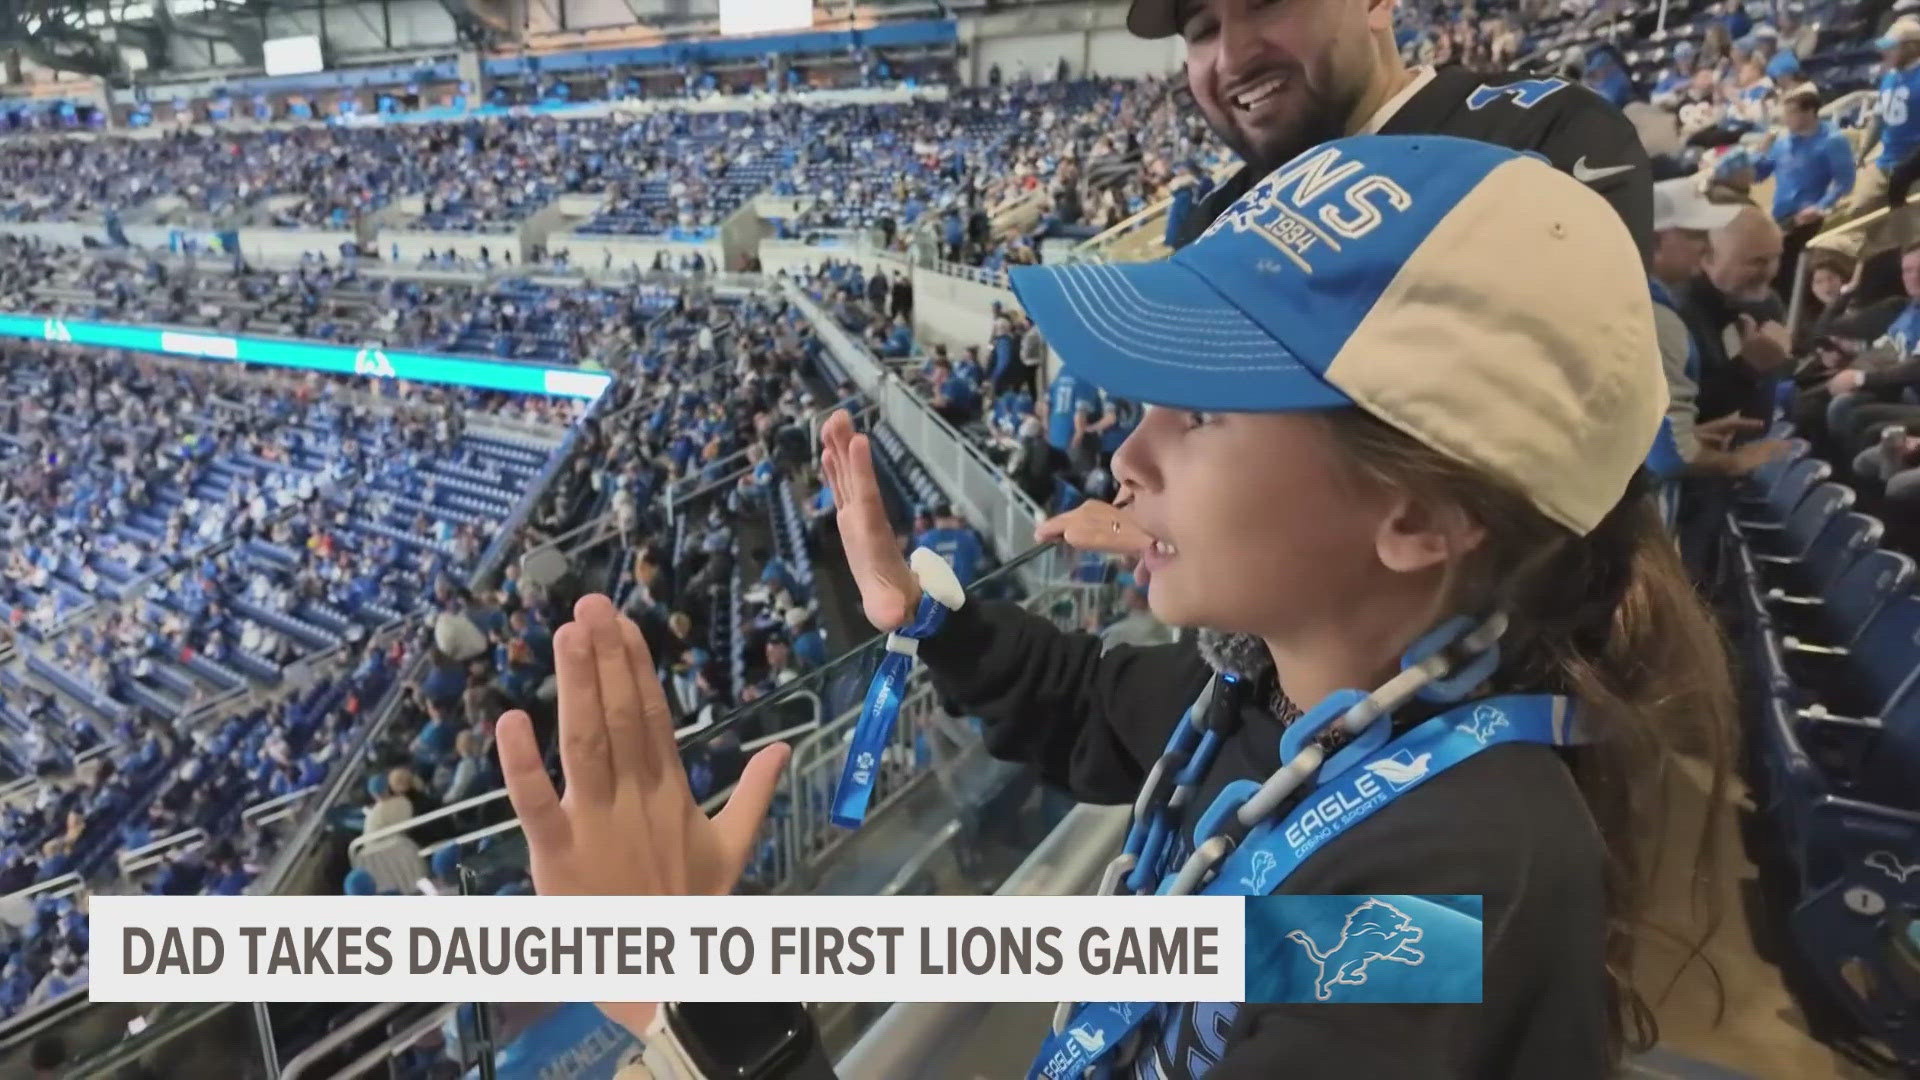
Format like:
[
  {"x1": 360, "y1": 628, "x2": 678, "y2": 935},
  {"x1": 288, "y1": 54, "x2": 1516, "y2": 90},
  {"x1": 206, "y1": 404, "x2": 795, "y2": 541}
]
[{"x1": 1006, "y1": 134, "x2": 1664, "y2": 537}]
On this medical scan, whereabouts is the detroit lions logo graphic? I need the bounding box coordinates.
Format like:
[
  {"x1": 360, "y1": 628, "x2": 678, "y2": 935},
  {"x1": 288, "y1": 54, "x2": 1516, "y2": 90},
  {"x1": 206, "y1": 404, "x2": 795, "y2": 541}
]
[
  {"x1": 1196, "y1": 145, "x2": 1412, "y2": 257},
  {"x1": 1865, "y1": 850, "x2": 1920, "y2": 884},
  {"x1": 1285, "y1": 898, "x2": 1427, "y2": 1001},
  {"x1": 1460, "y1": 705, "x2": 1510, "y2": 746},
  {"x1": 1240, "y1": 849, "x2": 1279, "y2": 893}
]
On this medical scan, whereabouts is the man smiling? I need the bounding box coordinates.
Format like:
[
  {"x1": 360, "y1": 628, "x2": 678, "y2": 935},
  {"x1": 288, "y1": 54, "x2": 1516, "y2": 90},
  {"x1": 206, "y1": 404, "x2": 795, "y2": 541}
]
[{"x1": 1142, "y1": 0, "x2": 1653, "y2": 261}]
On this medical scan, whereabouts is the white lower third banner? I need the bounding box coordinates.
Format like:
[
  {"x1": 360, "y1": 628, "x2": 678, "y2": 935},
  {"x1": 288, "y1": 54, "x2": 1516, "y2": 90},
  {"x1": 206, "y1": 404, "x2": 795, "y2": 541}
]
[{"x1": 88, "y1": 894, "x2": 1244, "y2": 1003}]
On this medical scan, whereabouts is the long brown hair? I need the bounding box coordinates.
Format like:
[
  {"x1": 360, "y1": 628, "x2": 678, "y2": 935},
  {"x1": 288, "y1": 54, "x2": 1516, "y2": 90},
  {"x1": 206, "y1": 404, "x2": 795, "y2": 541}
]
[{"x1": 1323, "y1": 410, "x2": 1738, "y2": 1068}]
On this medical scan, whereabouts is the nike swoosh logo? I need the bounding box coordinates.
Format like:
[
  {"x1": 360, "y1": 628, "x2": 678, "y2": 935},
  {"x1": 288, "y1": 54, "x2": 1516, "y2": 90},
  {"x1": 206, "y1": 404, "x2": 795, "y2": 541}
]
[{"x1": 1571, "y1": 157, "x2": 1635, "y2": 183}]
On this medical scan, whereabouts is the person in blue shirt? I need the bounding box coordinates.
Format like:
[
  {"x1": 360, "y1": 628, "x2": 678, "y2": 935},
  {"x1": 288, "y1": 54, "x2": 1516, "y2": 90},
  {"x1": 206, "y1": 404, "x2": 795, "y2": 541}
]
[
  {"x1": 918, "y1": 342, "x2": 948, "y2": 383},
  {"x1": 956, "y1": 342, "x2": 985, "y2": 389},
  {"x1": 1651, "y1": 42, "x2": 1698, "y2": 106},
  {"x1": 929, "y1": 358, "x2": 979, "y2": 424},
  {"x1": 1826, "y1": 243, "x2": 1920, "y2": 447},
  {"x1": 1725, "y1": 56, "x2": 1776, "y2": 129},
  {"x1": 1581, "y1": 47, "x2": 1635, "y2": 110},
  {"x1": 1720, "y1": 0, "x2": 1751, "y2": 41},
  {"x1": 761, "y1": 557, "x2": 803, "y2": 604},
  {"x1": 915, "y1": 504, "x2": 985, "y2": 586},
  {"x1": 943, "y1": 210, "x2": 965, "y2": 262},
  {"x1": 1846, "y1": 17, "x2": 1920, "y2": 222},
  {"x1": 786, "y1": 606, "x2": 827, "y2": 670},
  {"x1": 1766, "y1": 50, "x2": 1808, "y2": 99},
  {"x1": 1098, "y1": 392, "x2": 1141, "y2": 458},
  {"x1": 1045, "y1": 369, "x2": 1102, "y2": 455},
  {"x1": 882, "y1": 318, "x2": 913, "y2": 357},
  {"x1": 1757, "y1": 85, "x2": 1857, "y2": 295}
]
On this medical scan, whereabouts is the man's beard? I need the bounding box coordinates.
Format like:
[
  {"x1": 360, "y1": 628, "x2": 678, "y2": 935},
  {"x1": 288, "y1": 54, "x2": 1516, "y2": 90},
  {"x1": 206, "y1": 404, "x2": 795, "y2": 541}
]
[{"x1": 1207, "y1": 84, "x2": 1360, "y2": 176}]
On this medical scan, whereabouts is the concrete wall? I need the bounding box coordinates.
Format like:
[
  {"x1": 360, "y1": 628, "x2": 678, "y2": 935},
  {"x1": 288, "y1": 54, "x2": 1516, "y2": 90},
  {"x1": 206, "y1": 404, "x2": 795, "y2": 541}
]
[
  {"x1": 0, "y1": 221, "x2": 111, "y2": 248},
  {"x1": 544, "y1": 232, "x2": 724, "y2": 273},
  {"x1": 383, "y1": 227, "x2": 522, "y2": 265},
  {"x1": 239, "y1": 227, "x2": 359, "y2": 263},
  {"x1": 961, "y1": 0, "x2": 1183, "y2": 84},
  {"x1": 756, "y1": 239, "x2": 892, "y2": 282},
  {"x1": 909, "y1": 264, "x2": 1018, "y2": 354}
]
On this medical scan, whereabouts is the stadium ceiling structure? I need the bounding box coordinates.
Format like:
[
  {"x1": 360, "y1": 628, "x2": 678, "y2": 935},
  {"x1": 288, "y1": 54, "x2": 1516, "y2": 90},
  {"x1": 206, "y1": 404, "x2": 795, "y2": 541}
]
[{"x1": 0, "y1": 0, "x2": 500, "y2": 80}]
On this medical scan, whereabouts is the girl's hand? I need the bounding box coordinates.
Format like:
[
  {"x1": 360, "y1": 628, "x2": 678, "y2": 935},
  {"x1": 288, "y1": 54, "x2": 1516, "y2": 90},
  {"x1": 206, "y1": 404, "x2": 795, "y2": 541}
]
[
  {"x1": 497, "y1": 594, "x2": 791, "y2": 1037},
  {"x1": 820, "y1": 410, "x2": 922, "y2": 632}
]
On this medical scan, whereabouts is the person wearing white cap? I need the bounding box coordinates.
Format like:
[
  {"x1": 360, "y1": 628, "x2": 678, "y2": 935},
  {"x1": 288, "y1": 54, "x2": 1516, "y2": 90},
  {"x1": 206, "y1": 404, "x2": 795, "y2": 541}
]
[
  {"x1": 1649, "y1": 178, "x2": 1795, "y2": 480},
  {"x1": 1837, "y1": 16, "x2": 1920, "y2": 221},
  {"x1": 500, "y1": 136, "x2": 1737, "y2": 1079}
]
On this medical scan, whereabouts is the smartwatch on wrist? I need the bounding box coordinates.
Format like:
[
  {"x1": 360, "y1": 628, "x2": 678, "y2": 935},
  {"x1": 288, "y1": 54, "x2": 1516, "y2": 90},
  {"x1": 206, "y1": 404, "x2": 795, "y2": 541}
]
[{"x1": 636, "y1": 1002, "x2": 836, "y2": 1079}]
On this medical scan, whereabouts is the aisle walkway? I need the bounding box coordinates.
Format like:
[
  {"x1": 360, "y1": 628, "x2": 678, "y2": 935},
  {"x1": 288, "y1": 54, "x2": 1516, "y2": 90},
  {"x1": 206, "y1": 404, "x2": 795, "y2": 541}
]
[{"x1": 1641, "y1": 756, "x2": 1877, "y2": 1079}]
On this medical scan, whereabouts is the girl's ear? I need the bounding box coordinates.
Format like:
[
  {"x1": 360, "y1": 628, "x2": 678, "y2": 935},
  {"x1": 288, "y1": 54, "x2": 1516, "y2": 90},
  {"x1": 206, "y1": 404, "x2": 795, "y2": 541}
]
[{"x1": 1374, "y1": 491, "x2": 1486, "y2": 574}]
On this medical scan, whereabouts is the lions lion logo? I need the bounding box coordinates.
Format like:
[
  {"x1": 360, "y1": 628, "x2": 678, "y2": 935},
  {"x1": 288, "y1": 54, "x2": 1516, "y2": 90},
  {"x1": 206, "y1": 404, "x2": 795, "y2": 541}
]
[
  {"x1": 1285, "y1": 898, "x2": 1428, "y2": 1001},
  {"x1": 1460, "y1": 704, "x2": 1510, "y2": 746}
]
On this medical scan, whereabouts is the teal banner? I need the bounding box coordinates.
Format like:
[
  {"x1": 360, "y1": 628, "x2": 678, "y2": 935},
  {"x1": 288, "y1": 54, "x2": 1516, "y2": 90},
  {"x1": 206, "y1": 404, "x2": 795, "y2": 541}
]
[
  {"x1": 0, "y1": 313, "x2": 612, "y2": 401},
  {"x1": 1243, "y1": 894, "x2": 1483, "y2": 1004}
]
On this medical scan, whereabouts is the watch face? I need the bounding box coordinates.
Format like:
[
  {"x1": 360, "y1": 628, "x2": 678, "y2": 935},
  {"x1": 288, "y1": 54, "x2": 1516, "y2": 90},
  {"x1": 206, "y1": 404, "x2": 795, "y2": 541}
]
[{"x1": 670, "y1": 1002, "x2": 812, "y2": 1078}]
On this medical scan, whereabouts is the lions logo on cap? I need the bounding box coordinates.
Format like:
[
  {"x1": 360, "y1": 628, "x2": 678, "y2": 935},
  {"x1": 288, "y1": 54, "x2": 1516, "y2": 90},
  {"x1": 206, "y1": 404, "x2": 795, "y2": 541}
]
[{"x1": 1197, "y1": 145, "x2": 1414, "y2": 272}]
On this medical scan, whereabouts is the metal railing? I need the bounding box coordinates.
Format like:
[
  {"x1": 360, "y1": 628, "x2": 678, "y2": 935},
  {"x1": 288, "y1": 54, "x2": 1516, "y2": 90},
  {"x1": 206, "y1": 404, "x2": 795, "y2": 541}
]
[
  {"x1": 116, "y1": 827, "x2": 208, "y2": 878},
  {"x1": 836, "y1": 802, "x2": 1130, "y2": 1079},
  {"x1": 326, "y1": 1003, "x2": 461, "y2": 1080},
  {"x1": 921, "y1": 258, "x2": 1010, "y2": 288},
  {"x1": 242, "y1": 784, "x2": 321, "y2": 832},
  {"x1": 2, "y1": 871, "x2": 84, "y2": 905},
  {"x1": 782, "y1": 281, "x2": 1056, "y2": 590},
  {"x1": 347, "y1": 787, "x2": 511, "y2": 867},
  {"x1": 277, "y1": 1002, "x2": 412, "y2": 1080}
]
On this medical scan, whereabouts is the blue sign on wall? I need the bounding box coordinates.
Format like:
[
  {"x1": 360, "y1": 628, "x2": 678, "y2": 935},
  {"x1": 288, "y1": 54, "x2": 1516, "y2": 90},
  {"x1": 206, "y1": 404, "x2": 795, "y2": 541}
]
[{"x1": 0, "y1": 312, "x2": 612, "y2": 400}]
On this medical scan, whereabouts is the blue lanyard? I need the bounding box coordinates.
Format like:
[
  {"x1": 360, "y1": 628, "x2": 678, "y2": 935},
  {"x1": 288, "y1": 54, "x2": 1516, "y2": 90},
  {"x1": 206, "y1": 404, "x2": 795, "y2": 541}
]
[
  {"x1": 1026, "y1": 692, "x2": 1582, "y2": 1080},
  {"x1": 829, "y1": 590, "x2": 953, "y2": 829}
]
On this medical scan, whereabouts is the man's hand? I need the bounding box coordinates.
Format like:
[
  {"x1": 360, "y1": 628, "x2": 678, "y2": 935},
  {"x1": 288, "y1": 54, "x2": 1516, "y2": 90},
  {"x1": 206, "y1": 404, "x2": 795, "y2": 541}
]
[
  {"x1": 1731, "y1": 439, "x2": 1793, "y2": 475},
  {"x1": 1697, "y1": 413, "x2": 1765, "y2": 442},
  {"x1": 1738, "y1": 314, "x2": 1792, "y2": 373},
  {"x1": 1793, "y1": 206, "x2": 1827, "y2": 228},
  {"x1": 1827, "y1": 368, "x2": 1867, "y2": 396}
]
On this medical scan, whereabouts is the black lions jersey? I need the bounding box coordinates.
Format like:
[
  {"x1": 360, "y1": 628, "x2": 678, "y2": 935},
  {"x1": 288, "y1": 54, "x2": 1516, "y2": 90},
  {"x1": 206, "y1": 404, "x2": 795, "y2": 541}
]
[{"x1": 1178, "y1": 67, "x2": 1654, "y2": 263}]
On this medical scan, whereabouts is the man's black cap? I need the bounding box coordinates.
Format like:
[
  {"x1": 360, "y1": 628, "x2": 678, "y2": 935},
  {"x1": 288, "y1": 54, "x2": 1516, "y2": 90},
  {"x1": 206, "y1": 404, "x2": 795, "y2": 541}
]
[{"x1": 1128, "y1": 0, "x2": 1183, "y2": 39}]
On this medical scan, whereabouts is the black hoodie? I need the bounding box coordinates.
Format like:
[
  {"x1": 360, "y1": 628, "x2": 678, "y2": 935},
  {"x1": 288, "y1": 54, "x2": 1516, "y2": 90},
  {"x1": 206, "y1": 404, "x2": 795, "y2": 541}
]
[{"x1": 915, "y1": 599, "x2": 1611, "y2": 1079}]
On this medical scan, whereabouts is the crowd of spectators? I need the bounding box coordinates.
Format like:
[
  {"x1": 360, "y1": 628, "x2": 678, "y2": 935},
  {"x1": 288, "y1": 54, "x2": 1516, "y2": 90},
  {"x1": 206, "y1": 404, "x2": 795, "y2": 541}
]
[
  {"x1": 900, "y1": 76, "x2": 1225, "y2": 272},
  {"x1": 0, "y1": 73, "x2": 1221, "y2": 271},
  {"x1": 0, "y1": 234, "x2": 674, "y2": 404},
  {"x1": 0, "y1": 118, "x2": 635, "y2": 230},
  {"x1": 0, "y1": 629, "x2": 409, "y2": 1020},
  {"x1": 312, "y1": 284, "x2": 841, "y2": 911},
  {"x1": 805, "y1": 258, "x2": 1124, "y2": 514},
  {"x1": 0, "y1": 335, "x2": 566, "y2": 1008}
]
